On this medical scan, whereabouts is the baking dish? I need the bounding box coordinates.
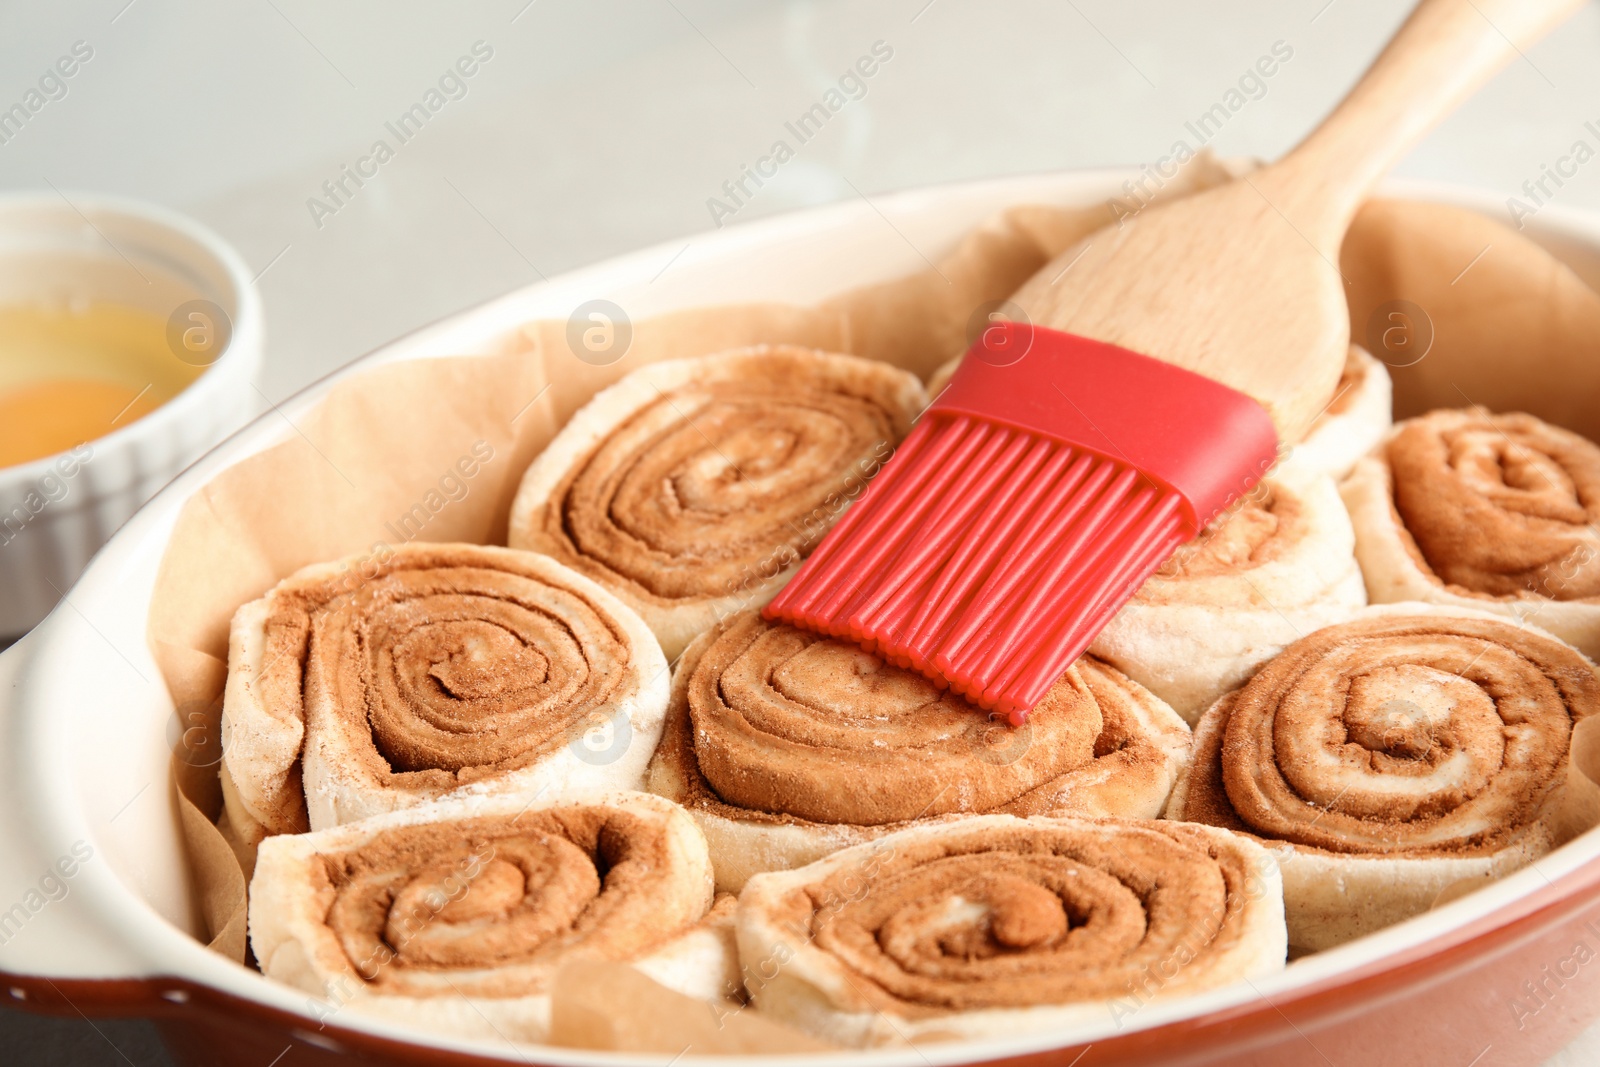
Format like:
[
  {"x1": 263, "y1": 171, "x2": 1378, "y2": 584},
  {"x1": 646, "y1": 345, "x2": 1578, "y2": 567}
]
[{"x1": 3, "y1": 166, "x2": 1600, "y2": 1067}]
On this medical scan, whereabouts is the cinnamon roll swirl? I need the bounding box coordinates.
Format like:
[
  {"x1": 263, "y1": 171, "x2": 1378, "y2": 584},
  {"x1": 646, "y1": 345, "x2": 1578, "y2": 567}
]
[
  {"x1": 1090, "y1": 462, "x2": 1366, "y2": 723},
  {"x1": 649, "y1": 611, "x2": 1191, "y2": 890},
  {"x1": 221, "y1": 543, "x2": 669, "y2": 843},
  {"x1": 508, "y1": 347, "x2": 926, "y2": 659},
  {"x1": 737, "y1": 815, "x2": 1285, "y2": 1046},
  {"x1": 1342, "y1": 408, "x2": 1600, "y2": 658},
  {"x1": 249, "y1": 792, "x2": 722, "y2": 1042},
  {"x1": 1168, "y1": 605, "x2": 1600, "y2": 950},
  {"x1": 1292, "y1": 345, "x2": 1392, "y2": 479}
]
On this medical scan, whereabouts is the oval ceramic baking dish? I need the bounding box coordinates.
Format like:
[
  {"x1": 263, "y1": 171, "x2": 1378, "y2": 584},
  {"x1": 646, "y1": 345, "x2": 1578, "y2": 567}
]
[{"x1": 3, "y1": 167, "x2": 1600, "y2": 1067}]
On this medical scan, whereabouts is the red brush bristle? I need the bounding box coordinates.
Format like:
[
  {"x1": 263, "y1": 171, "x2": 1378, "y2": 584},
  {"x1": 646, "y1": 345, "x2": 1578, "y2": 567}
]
[
  {"x1": 764, "y1": 323, "x2": 1281, "y2": 725},
  {"x1": 765, "y1": 413, "x2": 1189, "y2": 723}
]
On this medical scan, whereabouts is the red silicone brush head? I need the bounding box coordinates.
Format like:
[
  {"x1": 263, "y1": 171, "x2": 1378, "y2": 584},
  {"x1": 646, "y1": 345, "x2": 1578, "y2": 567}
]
[{"x1": 763, "y1": 321, "x2": 1279, "y2": 723}]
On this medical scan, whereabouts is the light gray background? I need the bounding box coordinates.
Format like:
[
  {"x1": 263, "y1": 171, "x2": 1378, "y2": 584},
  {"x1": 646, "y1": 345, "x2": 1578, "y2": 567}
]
[{"x1": 3, "y1": 1, "x2": 1600, "y2": 1063}]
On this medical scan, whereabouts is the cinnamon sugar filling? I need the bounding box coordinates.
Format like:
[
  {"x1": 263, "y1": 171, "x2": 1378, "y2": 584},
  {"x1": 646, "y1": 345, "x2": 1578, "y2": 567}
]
[
  {"x1": 1187, "y1": 613, "x2": 1599, "y2": 855},
  {"x1": 1150, "y1": 485, "x2": 1302, "y2": 585},
  {"x1": 535, "y1": 356, "x2": 914, "y2": 604},
  {"x1": 770, "y1": 821, "x2": 1256, "y2": 1013},
  {"x1": 680, "y1": 613, "x2": 1098, "y2": 825},
  {"x1": 1386, "y1": 409, "x2": 1600, "y2": 600},
  {"x1": 315, "y1": 807, "x2": 684, "y2": 997},
  {"x1": 260, "y1": 546, "x2": 632, "y2": 786},
  {"x1": 662, "y1": 612, "x2": 1179, "y2": 828}
]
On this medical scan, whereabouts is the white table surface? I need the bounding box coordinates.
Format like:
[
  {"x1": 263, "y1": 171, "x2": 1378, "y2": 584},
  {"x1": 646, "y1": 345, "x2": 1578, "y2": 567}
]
[{"x1": 3, "y1": 1, "x2": 1600, "y2": 1064}]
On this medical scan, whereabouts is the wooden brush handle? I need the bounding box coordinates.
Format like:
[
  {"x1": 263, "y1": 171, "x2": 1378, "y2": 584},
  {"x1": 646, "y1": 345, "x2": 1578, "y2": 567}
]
[
  {"x1": 1260, "y1": 0, "x2": 1586, "y2": 248},
  {"x1": 1010, "y1": 0, "x2": 1582, "y2": 444}
]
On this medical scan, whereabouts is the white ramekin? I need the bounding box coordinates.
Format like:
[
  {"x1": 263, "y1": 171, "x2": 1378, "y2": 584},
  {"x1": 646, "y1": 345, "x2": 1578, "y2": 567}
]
[{"x1": 0, "y1": 193, "x2": 263, "y2": 636}]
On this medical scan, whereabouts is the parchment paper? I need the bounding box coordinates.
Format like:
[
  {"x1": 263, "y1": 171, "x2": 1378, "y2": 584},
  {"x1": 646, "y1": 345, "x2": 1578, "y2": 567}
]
[
  {"x1": 1343, "y1": 197, "x2": 1600, "y2": 440},
  {"x1": 144, "y1": 154, "x2": 1600, "y2": 1048},
  {"x1": 548, "y1": 962, "x2": 834, "y2": 1055}
]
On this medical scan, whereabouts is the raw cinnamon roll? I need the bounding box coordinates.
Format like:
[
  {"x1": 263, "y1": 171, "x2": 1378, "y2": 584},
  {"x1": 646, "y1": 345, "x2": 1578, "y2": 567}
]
[
  {"x1": 1292, "y1": 345, "x2": 1392, "y2": 479},
  {"x1": 508, "y1": 347, "x2": 926, "y2": 659},
  {"x1": 1342, "y1": 408, "x2": 1600, "y2": 658},
  {"x1": 249, "y1": 792, "x2": 722, "y2": 1042},
  {"x1": 221, "y1": 543, "x2": 669, "y2": 844},
  {"x1": 1168, "y1": 605, "x2": 1600, "y2": 951},
  {"x1": 737, "y1": 815, "x2": 1285, "y2": 1047},
  {"x1": 1089, "y1": 462, "x2": 1366, "y2": 723},
  {"x1": 649, "y1": 611, "x2": 1191, "y2": 890}
]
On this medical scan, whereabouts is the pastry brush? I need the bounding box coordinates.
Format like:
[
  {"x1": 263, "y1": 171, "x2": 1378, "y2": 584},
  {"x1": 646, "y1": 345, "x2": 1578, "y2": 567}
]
[{"x1": 765, "y1": 0, "x2": 1584, "y2": 723}]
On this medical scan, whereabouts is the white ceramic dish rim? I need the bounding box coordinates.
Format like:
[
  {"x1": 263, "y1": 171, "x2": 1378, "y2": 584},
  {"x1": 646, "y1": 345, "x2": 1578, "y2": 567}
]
[
  {"x1": 0, "y1": 191, "x2": 264, "y2": 491},
  {"x1": 2, "y1": 167, "x2": 1598, "y2": 1066}
]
